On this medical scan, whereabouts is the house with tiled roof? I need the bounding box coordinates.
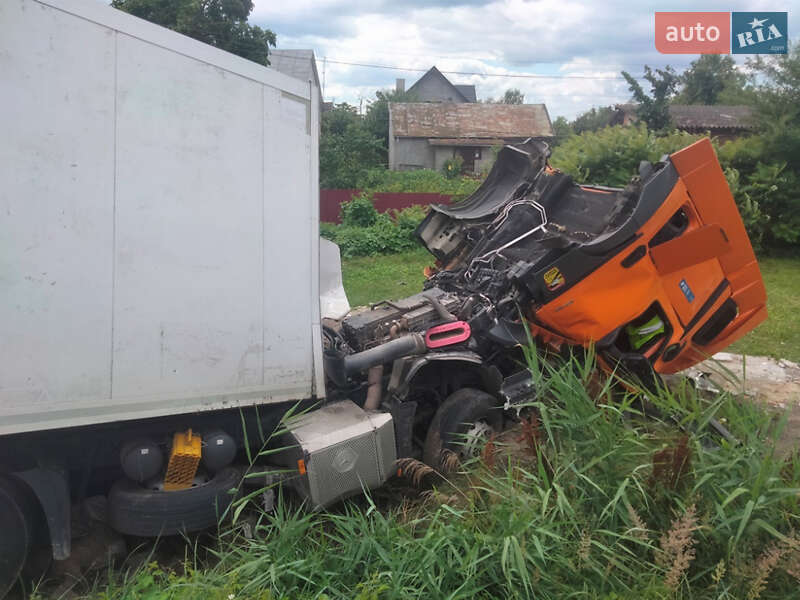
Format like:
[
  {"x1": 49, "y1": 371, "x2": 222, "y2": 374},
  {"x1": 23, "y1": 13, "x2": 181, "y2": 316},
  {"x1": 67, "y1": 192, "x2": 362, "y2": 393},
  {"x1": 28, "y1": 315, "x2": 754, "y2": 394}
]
[
  {"x1": 388, "y1": 102, "x2": 553, "y2": 173},
  {"x1": 612, "y1": 104, "x2": 755, "y2": 141}
]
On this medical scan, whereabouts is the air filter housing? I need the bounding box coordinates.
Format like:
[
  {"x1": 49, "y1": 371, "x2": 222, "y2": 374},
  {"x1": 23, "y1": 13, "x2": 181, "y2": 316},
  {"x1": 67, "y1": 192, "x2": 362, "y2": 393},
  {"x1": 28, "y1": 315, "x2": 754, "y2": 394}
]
[{"x1": 283, "y1": 401, "x2": 395, "y2": 509}]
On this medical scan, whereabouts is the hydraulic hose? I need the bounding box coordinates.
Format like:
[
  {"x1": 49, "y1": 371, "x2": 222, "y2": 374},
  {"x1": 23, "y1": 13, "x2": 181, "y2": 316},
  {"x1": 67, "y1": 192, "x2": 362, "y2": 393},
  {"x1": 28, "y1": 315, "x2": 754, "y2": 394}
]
[{"x1": 421, "y1": 292, "x2": 457, "y2": 322}]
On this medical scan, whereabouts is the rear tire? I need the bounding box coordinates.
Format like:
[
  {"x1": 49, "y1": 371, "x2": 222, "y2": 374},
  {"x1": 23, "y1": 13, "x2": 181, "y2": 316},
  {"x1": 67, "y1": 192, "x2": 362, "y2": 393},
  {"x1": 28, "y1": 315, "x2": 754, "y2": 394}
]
[
  {"x1": 108, "y1": 466, "x2": 242, "y2": 537},
  {"x1": 0, "y1": 476, "x2": 42, "y2": 599},
  {"x1": 423, "y1": 388, "x2": 502, "y2": 471}
]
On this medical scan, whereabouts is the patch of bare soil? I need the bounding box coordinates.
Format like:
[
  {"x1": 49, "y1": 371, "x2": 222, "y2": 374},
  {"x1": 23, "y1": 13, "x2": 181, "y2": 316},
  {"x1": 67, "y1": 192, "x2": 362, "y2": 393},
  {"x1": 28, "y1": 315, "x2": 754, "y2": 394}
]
[{"x1": 685, "y1": 353, "x2": 800, "y2": 456}]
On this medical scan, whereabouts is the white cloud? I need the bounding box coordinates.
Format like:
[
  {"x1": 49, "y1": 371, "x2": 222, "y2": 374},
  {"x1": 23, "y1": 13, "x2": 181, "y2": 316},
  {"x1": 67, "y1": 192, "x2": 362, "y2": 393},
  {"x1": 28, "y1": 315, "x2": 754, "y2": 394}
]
[{"x1": 250, "y1": 0, "x2": 796, "y2": 119}]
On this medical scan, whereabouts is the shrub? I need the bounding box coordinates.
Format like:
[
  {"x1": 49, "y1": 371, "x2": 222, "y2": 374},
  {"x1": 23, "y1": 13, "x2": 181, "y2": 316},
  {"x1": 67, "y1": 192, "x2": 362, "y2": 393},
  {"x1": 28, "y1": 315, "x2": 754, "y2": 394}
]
[
  {"x1": 717, "y1": 135, "x2": 768, "y2": 176},
  {"x1": 741, "y1": 162, "x2": 800, "y2": 246},
  {"x1": 550, "y1": 125, "x2": 704, "y2": 186},
  {"x1": 552, "y1": 126, "x2": 800, "y2": 250},
  {"x1": 355, "y1": 168, "x2": 481, "y2": 198},
  {"x1": 392, "y1": 204, "x2": 427, "y2": 232},
  {"x1": 441, "y1": 155, "x2": 464, "y2": 179},
  {"x1": 319, "y1": 221, "x2": 339, "y2": 242},
  {"x1": 340, "y1": 192, "x2": 378, "y2": 227},
  {"x1": 322, "y1": 203, "x2": 429, "y2": 258}
]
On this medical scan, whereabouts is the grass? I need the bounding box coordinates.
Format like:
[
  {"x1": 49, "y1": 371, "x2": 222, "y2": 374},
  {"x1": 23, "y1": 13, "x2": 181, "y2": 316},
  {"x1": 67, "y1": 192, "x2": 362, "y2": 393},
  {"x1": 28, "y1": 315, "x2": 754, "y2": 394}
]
[
  {"x1": 65, "y1": 352, "x2": 800, "y2": 599},
  {"x1": 730, "y1": 256, "x2": 800, "y2": 362},
  {"x1": 340, "y1": 247, "x2": 433, "y2": 307},
  {"x1": 342, "y1": 250, "x2": 800, "y2": 362},
  {"x1": 43, "y1": 253, "x2": 796, "y2": 598}
]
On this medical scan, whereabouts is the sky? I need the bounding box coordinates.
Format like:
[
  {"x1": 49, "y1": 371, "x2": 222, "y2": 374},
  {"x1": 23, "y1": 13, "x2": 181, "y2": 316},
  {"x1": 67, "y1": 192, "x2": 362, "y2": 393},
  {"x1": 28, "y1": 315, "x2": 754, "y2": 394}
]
[{"x1": 249, "y1": 1, "x2": 795, "y2": 120}]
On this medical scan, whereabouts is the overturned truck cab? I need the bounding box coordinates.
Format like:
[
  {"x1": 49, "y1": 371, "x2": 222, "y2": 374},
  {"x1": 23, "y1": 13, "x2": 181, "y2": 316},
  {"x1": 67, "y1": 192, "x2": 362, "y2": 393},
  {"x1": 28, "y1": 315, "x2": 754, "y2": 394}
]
[
  {"x1": 415, "y1": 138, "x2": 767, "y2": 375},
  {"x1": 325, "y1": 137, "x2": 767, "y2": 465}
]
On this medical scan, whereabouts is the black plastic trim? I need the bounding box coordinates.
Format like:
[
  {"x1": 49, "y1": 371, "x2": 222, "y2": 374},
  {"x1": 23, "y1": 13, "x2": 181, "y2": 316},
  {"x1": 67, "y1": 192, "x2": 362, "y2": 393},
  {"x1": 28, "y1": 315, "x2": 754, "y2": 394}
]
[
  {"x1": 621, "y1": 245, "x2": 647, "y2": 268},
  {"x1": 680, "y1": 279, "x2": 731, "y2": 340},
  {"x1": 693, "y1": 299, "x2": 739, "y2": 346}
]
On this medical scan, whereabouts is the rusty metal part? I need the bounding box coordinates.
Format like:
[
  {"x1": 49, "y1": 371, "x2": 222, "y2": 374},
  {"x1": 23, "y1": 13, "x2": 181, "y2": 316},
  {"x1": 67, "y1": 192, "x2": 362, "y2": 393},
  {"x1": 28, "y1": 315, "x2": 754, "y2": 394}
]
[{"x1": 364, "y1": 365, "x2": 384, "y2": 411}]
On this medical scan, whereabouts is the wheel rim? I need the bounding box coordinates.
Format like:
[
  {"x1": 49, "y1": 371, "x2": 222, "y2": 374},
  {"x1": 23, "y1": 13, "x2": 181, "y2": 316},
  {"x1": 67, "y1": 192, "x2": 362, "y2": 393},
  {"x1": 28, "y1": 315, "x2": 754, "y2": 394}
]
[{"x1": 458, "y1": 420, "x2": 494, "y2": 459}]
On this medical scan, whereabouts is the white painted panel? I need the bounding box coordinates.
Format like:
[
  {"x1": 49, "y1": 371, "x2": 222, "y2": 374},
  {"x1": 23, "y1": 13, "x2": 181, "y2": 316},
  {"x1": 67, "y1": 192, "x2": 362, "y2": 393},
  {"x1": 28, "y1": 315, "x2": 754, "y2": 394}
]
[
  {"x1": 36, "y1": 0, "x2": 310, "y2": 100},
  {"x1": 112, "y1": 33, "x2": 266, "y2": 398},
  {"x1": 0, "y1": 0, "x2": 320, "y2": 434},
  {"x1": 262, "y1": 88, "x2": 314, "y2": 393},
  {"x1": 0, "y1": 1, "x2": 115, "y2": 413}
]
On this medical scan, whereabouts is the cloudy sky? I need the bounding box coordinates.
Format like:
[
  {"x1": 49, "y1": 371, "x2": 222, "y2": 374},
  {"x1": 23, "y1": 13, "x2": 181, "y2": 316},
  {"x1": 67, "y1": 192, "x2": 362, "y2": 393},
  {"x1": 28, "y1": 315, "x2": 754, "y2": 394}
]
[{"x1": 249, "y1": 1, "x2": 794, "y2": 119}]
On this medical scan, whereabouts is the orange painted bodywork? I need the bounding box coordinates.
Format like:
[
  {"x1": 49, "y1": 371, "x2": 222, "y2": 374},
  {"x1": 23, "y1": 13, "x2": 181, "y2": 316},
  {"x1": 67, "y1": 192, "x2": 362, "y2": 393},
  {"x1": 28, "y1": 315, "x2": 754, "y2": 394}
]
[{"x1": 530, "y1": 139, "x2": 767, "y2": 374}]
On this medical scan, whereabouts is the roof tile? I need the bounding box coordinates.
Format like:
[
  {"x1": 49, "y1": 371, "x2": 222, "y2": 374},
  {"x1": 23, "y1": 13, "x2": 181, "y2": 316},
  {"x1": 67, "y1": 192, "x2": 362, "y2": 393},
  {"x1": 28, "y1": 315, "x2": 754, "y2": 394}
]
[{"x1": 390, "y1": 102, "x2": 553, "y2": 139}]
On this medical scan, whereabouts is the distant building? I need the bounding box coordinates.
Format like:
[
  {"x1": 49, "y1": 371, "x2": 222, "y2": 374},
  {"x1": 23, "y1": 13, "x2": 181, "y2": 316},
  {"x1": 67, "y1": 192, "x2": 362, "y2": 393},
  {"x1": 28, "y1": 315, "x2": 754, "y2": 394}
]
[
  {"x1": 388, "y1": 102, "x2": 553, "y2": 173},
  {"x1": 612, "y1": 104, "x2": 755, "y2": 141},
  {"x1": 397, "y1": 66, "x2": 477, "y2": 103}
]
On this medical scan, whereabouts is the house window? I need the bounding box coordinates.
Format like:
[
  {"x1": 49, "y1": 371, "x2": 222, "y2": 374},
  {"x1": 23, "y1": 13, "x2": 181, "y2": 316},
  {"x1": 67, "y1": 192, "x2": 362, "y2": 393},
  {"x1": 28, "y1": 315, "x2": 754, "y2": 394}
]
[{"x1": 473, "y1": 148, "x2": 482, "y2": 160}]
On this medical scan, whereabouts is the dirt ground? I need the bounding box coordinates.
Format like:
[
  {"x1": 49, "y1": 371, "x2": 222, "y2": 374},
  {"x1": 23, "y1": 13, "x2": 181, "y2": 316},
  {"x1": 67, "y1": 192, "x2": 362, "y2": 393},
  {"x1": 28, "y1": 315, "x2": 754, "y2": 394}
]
[{"x1": 684, "y1": 352, "x2": 800, "y2": 455}]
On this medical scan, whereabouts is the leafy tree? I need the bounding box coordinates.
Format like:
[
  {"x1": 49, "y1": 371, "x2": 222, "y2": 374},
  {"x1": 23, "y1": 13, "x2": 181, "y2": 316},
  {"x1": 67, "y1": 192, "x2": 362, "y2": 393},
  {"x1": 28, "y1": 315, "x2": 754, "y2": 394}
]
[
  {"x1": 111, "y1": 0, "x2": 275, "y2": 65},
  {"x1": 676, "y1": 55, "x2": 753, "y2": 105},
  {"x1": 501, "y1": 88, "x2": 525, "y2": 104},
  {"x1": 484, "y1": 88, "x2": 525, "y2": 104},
  {"x1": 571, "y1": 106, "x2": 615, "y2": 134},
  {"x1": 741, "y1": 44, "x2": 800, "y2": 246},
  {"x1": 320, "y1": 103, "x2": 384, "y2": 189},
  {"x1": 363, "y1": 89, "x2": 418, "y2": 164},
  {"x1": 551, "y1": 116, "x2": 573, "y2": 146},
  {"x1": 621, "y1": 66, "x2": 679, "y2": 131},
  {"x1": 747, "y1": 45, "x2": 800, "y2": 171}
]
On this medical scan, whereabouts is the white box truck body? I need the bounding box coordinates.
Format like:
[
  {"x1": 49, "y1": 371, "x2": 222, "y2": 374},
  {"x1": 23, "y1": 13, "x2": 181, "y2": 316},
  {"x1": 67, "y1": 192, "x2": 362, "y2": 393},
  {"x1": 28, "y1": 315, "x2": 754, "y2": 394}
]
[{"x1": 1, "y1": 0, "x2": 324, "y2": 435}]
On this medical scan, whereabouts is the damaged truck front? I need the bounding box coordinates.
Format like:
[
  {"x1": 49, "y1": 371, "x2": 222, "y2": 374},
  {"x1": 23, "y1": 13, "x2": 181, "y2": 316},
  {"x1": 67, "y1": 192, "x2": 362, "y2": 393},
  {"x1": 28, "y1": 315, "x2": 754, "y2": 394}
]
[{"x1": 325, "y1": 137, "x2": 767, "y2": 467}]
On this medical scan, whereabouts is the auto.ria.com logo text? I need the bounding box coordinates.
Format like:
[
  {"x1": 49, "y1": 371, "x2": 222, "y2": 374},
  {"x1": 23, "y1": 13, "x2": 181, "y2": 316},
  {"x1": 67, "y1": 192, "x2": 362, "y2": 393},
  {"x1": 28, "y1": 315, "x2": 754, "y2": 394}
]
[{"x1": 655, "y1": 12, "x2": 787, "y2": 54}]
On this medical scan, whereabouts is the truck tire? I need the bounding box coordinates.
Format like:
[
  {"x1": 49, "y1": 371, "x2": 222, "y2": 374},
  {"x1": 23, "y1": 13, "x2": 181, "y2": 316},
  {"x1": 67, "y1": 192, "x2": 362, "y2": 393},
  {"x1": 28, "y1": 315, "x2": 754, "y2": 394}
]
[
  {"x1": 108, "y1": 467, "x2": 242, "y2": 537},
  {"x1": 423, "y1": 388, "x2": 502, "y2": 471},
  {"x1": 0, "y1": 476, "x2": 41, "y2": 599}
]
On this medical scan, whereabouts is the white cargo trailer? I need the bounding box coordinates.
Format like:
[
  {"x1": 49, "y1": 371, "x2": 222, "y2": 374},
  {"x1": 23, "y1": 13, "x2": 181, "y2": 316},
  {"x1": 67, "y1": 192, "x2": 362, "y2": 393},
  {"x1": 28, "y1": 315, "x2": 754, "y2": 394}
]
[{"x1": 1, "y1": 0, "x2": 324, "y2": 436}]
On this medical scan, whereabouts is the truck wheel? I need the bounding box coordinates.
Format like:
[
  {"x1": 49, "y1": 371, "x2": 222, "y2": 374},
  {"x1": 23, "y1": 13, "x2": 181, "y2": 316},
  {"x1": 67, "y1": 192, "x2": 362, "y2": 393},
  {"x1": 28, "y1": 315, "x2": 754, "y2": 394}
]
[
  {"x1": 0, "y1": 476, "x2": 41, "y2": 599},
  {"x1": 423, "y1": 388, "x2": 502, "y2": 471},
  {"x1": 108, "y1": 467, "x2": 242, "y2": 537}
]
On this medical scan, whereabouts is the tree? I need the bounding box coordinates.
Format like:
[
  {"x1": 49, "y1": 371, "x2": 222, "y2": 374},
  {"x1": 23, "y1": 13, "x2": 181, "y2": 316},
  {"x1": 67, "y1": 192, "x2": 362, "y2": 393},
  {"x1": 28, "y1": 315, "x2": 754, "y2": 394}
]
[
  {"x1": 551, "y1": 116, "x2": 573, "y2": 146},
  {"x1": 571, "y1": 106, "x2": 615, "y2": 134},
  {"x1": 501, "y1": 88, "x2": 524, "y2": 104},
  {"x1": 676, "y1": 55, "x2": 753, "y2": 105},
  {"x1": 363, "y1": 88, "x2": 418, "y2": 163},
  {"x1": 111, "y1": 0, "x2": 276, "y2": 65},
  {"x1": 320, "y1": 104, "x2": 384, "y2": 189},
  {"x1": 484, "y1": 88, "x2": 525, "y2": 104},
  {"x1": 621, "y1": 66, "x2": 679, "y2": 131},
  {"x1": 747, "y1": 45, "x2": 800, "y2": 169}
]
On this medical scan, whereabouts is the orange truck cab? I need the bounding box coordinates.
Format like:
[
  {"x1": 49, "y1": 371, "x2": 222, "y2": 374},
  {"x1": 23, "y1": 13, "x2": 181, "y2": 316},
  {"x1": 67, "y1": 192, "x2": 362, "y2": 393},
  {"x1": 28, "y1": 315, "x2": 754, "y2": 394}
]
[{"x1": 416, "y1": 138, "x2": 766, "y2": 380}]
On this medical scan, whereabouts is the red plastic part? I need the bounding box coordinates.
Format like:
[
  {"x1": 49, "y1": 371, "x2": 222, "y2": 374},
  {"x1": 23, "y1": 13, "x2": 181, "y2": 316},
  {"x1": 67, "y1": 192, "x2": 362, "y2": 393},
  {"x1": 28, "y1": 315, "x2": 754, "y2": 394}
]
[{"x1": 425, "y1": 321, "x2": 471, "y2": 349}]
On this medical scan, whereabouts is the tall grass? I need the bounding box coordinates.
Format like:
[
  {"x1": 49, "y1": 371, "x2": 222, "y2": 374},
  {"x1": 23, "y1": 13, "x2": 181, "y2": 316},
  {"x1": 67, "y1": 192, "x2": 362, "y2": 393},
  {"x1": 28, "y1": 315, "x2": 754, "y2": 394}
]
[{"x1": 68, "y1": 350, "x2": 800, "y2": 600}]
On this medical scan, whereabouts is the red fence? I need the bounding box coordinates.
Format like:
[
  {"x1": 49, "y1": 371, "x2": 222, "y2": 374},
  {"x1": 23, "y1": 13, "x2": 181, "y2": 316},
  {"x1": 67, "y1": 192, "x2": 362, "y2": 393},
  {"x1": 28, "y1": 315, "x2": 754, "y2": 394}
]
[{"x1": 320, "y1": 189, "x2": 452, "y2": 224}]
